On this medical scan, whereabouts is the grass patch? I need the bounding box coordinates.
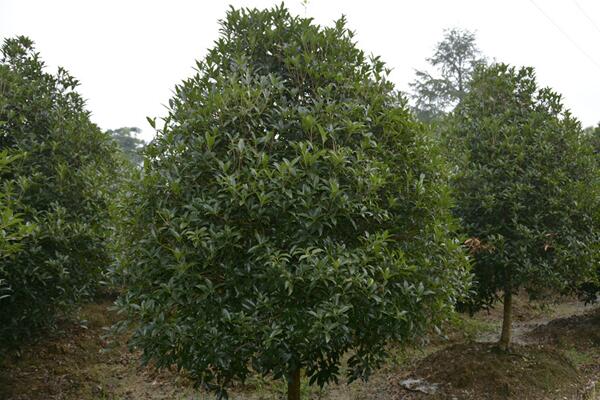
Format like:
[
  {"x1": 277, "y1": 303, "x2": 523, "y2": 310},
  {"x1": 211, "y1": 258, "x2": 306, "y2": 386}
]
[{"x1": 563, "y1": 348, "x2": 596, "y2": 368}]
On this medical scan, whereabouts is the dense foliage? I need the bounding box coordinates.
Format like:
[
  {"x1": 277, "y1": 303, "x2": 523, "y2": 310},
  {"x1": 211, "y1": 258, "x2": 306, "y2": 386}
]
[
  {"x1": 116, "y1": 5, "x2": 470, "y2": 398},
  {"x1": 0, "y1": 37, "x2": 118, "y2": 347},
  {"x1": 449, "y1": 64, "x2": 600, "y2": 346},
  {"x1": 584, "y1": 123, "x2": 600, "y2": 156},
  {"x1": 0, "y1": 151, "x2": 33, "y2": 260},
  {"x1": 579, "y1": 123, "x2": 600, "y2": 303}
]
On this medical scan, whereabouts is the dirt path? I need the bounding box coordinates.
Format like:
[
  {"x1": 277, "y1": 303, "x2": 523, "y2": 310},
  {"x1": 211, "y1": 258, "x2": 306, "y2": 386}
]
[{"x1": 475, "y1": 298, "x2": 600, "y2": 345}]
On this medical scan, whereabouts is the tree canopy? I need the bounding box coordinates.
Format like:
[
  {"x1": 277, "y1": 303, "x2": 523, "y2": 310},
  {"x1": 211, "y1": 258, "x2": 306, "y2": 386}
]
[
  {"x1": 449, "y1": 64, "x2": 600, "y2": 348},
  {"x1": 115, "y1": 5, "x2": 470, "y2": 399},
  {"x1": 579, "y1": 123, "x2": 600, "y2": 303}
]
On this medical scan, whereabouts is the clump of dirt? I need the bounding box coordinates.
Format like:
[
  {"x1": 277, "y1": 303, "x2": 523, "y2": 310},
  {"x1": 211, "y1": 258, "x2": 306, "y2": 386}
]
[
  {"x1": 527, "y1": 307, "x2": 600, "y2": 349},
  {"x1": 527, "y1": 306, "x2": 600, "y2": 391},
  {"x1": 393, "y1": 342, "x2": 583, "y2": 400}
]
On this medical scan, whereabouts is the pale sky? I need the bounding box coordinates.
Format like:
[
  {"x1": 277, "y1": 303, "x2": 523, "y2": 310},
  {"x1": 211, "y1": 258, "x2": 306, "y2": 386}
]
[{"x1": 1, "y1": 0, "x2": 600, "y2": 141}]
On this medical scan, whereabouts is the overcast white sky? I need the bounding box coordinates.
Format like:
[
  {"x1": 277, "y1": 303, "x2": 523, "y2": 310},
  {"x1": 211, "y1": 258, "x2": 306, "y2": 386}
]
[{"x1": 1, "y1": 0, "x2": 600, "y2": 141}]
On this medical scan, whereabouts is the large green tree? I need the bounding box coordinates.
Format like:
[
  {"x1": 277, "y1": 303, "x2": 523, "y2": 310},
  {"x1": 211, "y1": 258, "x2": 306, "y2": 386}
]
[
  {"x1": 116, "y1": 5, "x2": 470, "y2": 399},
  {"x1": 410, "y1": 28, "x2": 485, "y2": 122},
  {"x1": 0, "y1": 36, "x2": 118, "y2": 347},
  {"x1": 449, "y1": 64, "x2": 600, "y2": 349}
]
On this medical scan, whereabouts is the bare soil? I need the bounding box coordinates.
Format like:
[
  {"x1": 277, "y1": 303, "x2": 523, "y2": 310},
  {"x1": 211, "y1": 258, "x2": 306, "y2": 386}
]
[
  {"x1": 391, "y1": 299, "x2": 600, "y2": 400},
  {"x1": 391, "y1": 342, "x2": 582, "y2": 400},
  {"x1": 0, "y1": 300, "x2": 197, "y2": 400}
]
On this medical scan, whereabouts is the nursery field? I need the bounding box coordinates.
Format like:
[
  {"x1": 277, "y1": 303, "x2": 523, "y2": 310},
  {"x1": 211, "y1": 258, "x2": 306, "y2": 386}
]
[{"x1": 2, "y1": 3, "x2": 600, "y2": 400}]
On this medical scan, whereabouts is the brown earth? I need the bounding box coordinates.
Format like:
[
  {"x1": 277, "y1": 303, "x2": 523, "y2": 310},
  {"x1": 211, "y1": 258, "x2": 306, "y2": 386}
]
[
  {"x1": 391, "y1": 342, "x2": 583, "y2": 400},
  {"x1": 527, "y1": 307, "x2": 600, "y2": 397},
  {"x1": 0, "y1": 300, "x2": 197, "y2": 400},
  {"x1": 391, "y1": 300, "x2": 600, "y2": 400},
  {"x1": 527, "y1": 307, "x2": 600, "y2": 349}
]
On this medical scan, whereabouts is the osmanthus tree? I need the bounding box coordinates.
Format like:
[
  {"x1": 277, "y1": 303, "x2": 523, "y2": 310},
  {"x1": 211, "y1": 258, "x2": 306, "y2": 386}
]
[
  {"x1": 0, "y1": 37, "x2": 118, "y2": 347},
  {"x1": 579, "y1": 123, "x2": 600, "y2": 303},
  {"x1": 116, "y1": 5, "x2": 470, "y2": 399},
  {"x1": 449, "y1": 64, "x2": 600, "y2": 349}
]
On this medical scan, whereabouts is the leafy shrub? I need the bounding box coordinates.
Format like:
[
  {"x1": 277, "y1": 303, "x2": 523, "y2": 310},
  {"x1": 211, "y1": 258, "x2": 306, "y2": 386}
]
[
  {"x1": 116, "y1": 6, "x2": 470, "y2": 398},
  {"x1": 0, "y1": 37, "x2": 118, "y2": 347}
]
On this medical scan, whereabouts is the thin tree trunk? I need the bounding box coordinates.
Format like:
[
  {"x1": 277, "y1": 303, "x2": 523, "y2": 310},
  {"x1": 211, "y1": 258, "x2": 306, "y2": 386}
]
[
  {"x1": 287, "y1": 368, "x2": 301, "y2": 400},
  {"x1": 498, "y1": 288, "x2": 512, "y2": 350}
]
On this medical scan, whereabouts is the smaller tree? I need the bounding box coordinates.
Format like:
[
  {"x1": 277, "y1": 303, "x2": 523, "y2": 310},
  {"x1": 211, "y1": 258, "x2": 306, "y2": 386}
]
[
  {"x1": 410, "y1": 28, "x2": 485, "y2": 122},
  {"x1": 107, "y1": 126, "x2": 146, "y2": 165},
  {"x1": 450, "y1": 64, "x2": 600, "y2": 350},
  {"x1": 0, "y1": 36, "x2": 118, "y2": 347}
]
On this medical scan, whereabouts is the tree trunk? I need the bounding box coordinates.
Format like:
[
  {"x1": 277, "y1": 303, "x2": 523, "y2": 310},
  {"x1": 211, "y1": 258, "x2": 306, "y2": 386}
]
[
  {"x1": 287, "y1": 368, "x2": 301, "y2": 400},
  {"x1": 498, "y1": 288, "x2": 512, "y2": 350}
]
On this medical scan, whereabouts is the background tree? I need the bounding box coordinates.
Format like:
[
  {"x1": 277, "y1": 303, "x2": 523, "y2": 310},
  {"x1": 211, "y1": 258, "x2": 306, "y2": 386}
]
[
  {"x1": 116, "y1": 5, "x2": 470, "y2": 399},
  {"x1": 584, "y1": 123, "x2": 600, "y2": 153},
  {"x1": 579, "y1": 123, "x2": 600, "y2": 303},
  {"x1": 0, "y1": 36, "x2": 118, "y2": 348},
  {"x1": 410, "y1": 28, "x2": 485, "y2": 122},
  {"x1": 449, "y1": 64, "x2": 600, "y2": 350},
  {"x1": 107, "y1": 126, "x2": 146, "y2": 165}
]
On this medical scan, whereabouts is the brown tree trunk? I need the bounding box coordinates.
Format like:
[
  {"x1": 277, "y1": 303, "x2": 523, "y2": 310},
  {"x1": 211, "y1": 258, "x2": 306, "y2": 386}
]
[
  {"x1": 498, "y1": 288, "x2": 512, "y2": 350},
  {"x1": 287, "y1": 368, "x2": 301, "y2": 400}
]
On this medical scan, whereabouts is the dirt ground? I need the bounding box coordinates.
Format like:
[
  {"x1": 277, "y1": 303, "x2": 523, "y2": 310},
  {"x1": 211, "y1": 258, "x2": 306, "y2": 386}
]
[
  {"x1": 0, "y1": 301, "x2": 197, "y2": 400},
  {"x1": 392, "y1": 302, "x2": 600, "y2": 400},
  {"x1": 0, "y1": 296, "x2": 598, "y2": 400},
  {"x1": 392, "y1": 342, "x2": 583, "y2": 400}
]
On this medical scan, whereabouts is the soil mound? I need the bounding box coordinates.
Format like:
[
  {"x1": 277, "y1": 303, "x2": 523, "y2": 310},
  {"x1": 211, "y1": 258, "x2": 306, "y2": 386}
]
[
  {"x1": 528, "y1": 307, "x2": 600, "y2": 349},
  {"x1": 394, "y1": 342, "x2": 583, "y2": 400}
]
